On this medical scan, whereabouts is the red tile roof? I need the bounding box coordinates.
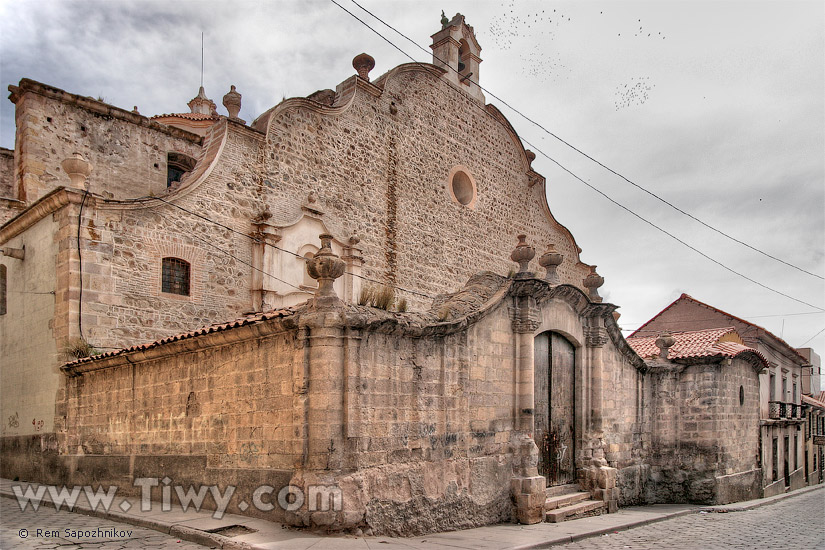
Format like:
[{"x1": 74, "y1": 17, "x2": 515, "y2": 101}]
[
  {"x1": 63, "y1": 308, "x2": 295, "y2": 367},
  {"x1": 627, "y1": 326, "x2": 767, "y2": 365},
  {"x1": 629, "y1": 293, "x2": 809, "y2": 364}
]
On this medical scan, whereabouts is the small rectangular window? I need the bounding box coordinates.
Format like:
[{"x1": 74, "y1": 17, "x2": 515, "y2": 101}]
[{"x1": 162, "y1": 257, "x2": 190, "y2": 296}]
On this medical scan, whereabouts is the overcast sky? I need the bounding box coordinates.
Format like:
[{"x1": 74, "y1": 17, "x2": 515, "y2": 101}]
[{"x1": 1, "y1": 0, "x2": 823, "y2": 360}]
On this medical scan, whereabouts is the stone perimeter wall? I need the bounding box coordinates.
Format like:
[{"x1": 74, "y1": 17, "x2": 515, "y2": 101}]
[
  {"x1": 45, "y1": 275, "x2": 654, "y2": 535},
  {"x1": 643, "y1": 357, "x2": 761, "y2": 504},
  {"x1": 51, "y1": 292, "x2": 528, "y2": 533},
  {"x1": 56, "y1": 323, "x2": 300, "y2": 524}
]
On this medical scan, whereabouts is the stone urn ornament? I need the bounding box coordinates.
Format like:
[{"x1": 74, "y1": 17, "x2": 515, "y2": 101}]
[
  {"x1": 222, "y1": 85, "x2": 243, "y2": 121},
  {"x1": 61, "y1": 152, "x2": 92, "y2": 190},
  {"x1": 538, "y1": 244, "x2": 563, "y2": 285},
  {"x1": 306, "y1": 234, "x2": 345, "y2": 307},
  {"x1": 510, "y1": 235, "x2": 535, "y2": 278},
  {"x1": 583, "y1": 265, "x2": 604, "y2": 303},
  {"x1": 352, "y1": 53, "x2": 375, "y2": 81},
  {"x1": 655, "y1": 333, "x2": 676, "y2": 359}
]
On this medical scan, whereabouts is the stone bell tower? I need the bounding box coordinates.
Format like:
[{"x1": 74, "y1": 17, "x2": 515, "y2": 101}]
[{"x1": 430, "y1": 12, "x2": 484, "y2": 103}]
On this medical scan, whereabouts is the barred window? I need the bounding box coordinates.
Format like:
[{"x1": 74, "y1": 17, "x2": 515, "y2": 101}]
[{"x1": 162, "y1": 257, "x2": 190, "y2": 296}]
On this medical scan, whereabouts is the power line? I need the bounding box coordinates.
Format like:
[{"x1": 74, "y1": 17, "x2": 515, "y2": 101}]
[
  {"x1": 800, "y1": 327, "x2": 825, "y2": 347},
  {"x1": 344, "y1": 0, "x2": 823, "y2": 281},
  {"x1": 327, "y1": 0, "x2": 824, "y2": 312}
]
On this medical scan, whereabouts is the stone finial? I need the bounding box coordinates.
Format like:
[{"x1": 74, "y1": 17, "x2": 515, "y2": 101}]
[
  {"x1": 188, "y1": 86, "x2": 218, "y2": 115},
  {"x1": 525, "y1": 150, "x2": 536, "y2": 169},
  {"x1": 306, "y1": 234, "x2": 346, "y2": 308},
  {"x1": 223, "y1": 85, "x2": 242, "y2": 120},
  {"x1": 538, "y1": 244, "x2": 563, "y2": 285},
  {"x1": 655, "y1": 333, "x2": 676, "y2": 360},
  {"x1": 583, "y1": 265, "x2": 604, "y2": 303},
  {"x1": 61, "y1": 152, "x2": 92, "y2": 190},
  {"x1": 132, "y1": 106, "x2": 140, "y2": 114},
  {"x1": 510, "y1": 235, "x2": 535, "y2": 279},
  {"x1": 352, "y1": 53, "x2": 375, "y2": 81}
]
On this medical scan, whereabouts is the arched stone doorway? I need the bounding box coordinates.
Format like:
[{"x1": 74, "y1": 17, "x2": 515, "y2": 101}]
[{"x1": 534, "y1": 331, "x2": 576, "y2": 485}]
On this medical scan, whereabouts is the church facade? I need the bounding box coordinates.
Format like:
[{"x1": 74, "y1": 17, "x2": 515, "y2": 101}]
[{"x1": 0, "y1": 14, "x2": 792, "y2": 536}]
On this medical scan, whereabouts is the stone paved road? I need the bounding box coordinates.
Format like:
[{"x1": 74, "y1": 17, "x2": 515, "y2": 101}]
[
  {"x1": 556, "y1": 489, "x2": 825, "y2": 550},
  {"x1": 0, "y1": 498, "x2": 208, "y2": 549}
]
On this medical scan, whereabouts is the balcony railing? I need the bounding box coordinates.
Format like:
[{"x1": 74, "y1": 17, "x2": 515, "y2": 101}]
[{"x1": 768, "y1": 401, "x2": 802, "y2": 420}]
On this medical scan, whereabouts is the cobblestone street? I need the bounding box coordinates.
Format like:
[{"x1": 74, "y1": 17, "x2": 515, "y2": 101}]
[
  {"x1": 0, "y1": 498, "x2": 207, "y2": 549},
  {"x1": 556, "y1": 488, "x2": 825, "y2": 550}
]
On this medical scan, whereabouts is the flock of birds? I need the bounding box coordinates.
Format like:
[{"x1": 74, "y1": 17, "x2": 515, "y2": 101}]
[
  {"x1": 520, "y1": 49, "x2": 570, "y2": 83},
  {"x1": 485, "y1": 4, "x2": 666, "y2": 107},
  {"x1": 614, "y1": 77, "x2": 656, "y2": 110},
  {"x1": 488, "y1": 3, "x2": 574, "y2": 50}
]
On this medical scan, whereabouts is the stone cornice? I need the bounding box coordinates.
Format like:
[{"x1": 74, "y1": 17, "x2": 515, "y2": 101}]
[
  {"x1": 1, "y1": 187, "x2": 86, "y2": 243},
  {"x1": 10, "y1": 79, "x2": 203, "y2": 145}
]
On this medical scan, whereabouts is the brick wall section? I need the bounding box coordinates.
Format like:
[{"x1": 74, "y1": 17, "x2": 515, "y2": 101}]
[{"x1": 8, "y1": 80, "x2": 202, "y2": 203}]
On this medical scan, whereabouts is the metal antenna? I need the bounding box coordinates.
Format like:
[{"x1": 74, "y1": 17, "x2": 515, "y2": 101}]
[{"x1": 200, "y1": 32, "x2": 204, "y2": 87}]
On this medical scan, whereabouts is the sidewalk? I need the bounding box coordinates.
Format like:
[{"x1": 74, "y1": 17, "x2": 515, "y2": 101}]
[{"x1": 1, "y1": 477, "x2": 821, "y2": 549}]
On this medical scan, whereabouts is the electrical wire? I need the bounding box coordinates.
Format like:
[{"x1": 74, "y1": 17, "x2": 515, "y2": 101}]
[
  {"x1": 326, "y1": 0, "x2": 824, "y2": 312},
  {"x1": 344, "y1": 0, "x2": 823, "y2": 281},
  {"x1": 77, "y1": 189, "x2": 89, "y2": 340},
  {"x1": 800, "y1": 327, "x2": 825, "y2": 347}
]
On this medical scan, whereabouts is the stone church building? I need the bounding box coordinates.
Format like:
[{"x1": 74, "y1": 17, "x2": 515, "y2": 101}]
[{"x1": 0, "y1": 14, "x2": 789, "y2": 536}]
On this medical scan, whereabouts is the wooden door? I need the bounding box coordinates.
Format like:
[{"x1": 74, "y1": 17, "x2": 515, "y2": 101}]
[{"x1": 534, "y1": 332, "x2": 575, "y2": 485}]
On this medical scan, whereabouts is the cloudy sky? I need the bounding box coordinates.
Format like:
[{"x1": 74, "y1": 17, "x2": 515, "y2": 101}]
[{"x1": 1, "y1": 1, "x2": 823, "y2": 362}]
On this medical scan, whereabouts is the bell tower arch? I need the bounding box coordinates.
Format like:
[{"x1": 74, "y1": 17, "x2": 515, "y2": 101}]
[{"x1": 430, "y1": 13, "x2": 484, "y2": 102}]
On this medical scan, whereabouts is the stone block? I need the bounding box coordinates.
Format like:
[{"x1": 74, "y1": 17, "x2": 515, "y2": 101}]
[
  {"x1": 597, "y1": 466, "x2": 617, "y2": 489},
  {"x1": 520, "y1": 475, "x2": 546, "y2": 495}
]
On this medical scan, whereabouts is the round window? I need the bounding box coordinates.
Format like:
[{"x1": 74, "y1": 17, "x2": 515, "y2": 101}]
[
  {"x1": 739, "y1": 385, "x2": 745, "y2": 406},
  {"x1": 450, "y1": 169, "x2": 476, "y2": 206}
]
